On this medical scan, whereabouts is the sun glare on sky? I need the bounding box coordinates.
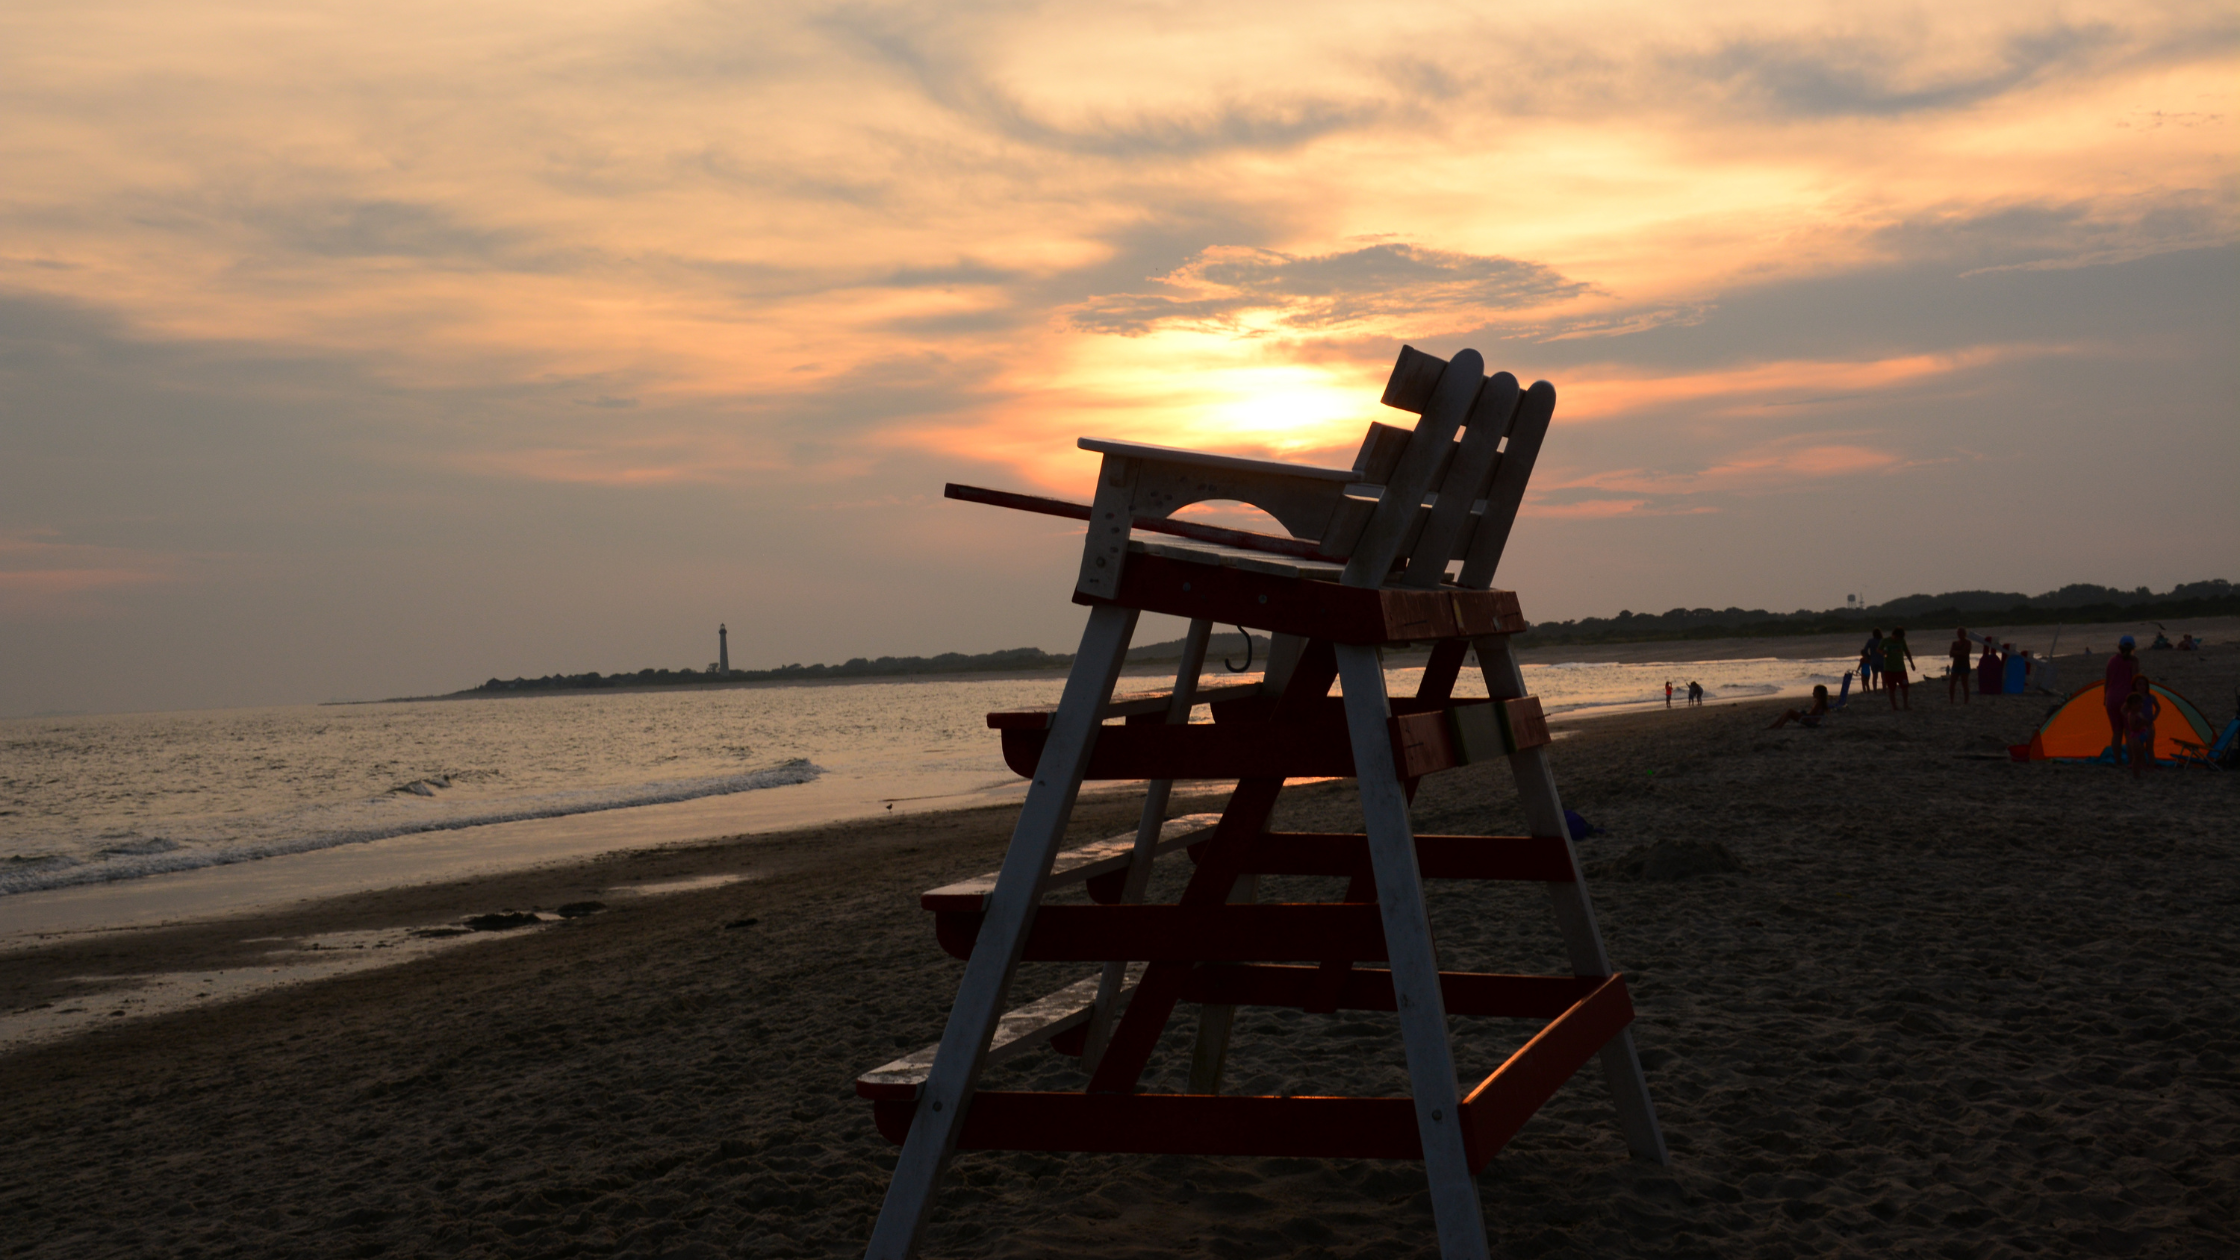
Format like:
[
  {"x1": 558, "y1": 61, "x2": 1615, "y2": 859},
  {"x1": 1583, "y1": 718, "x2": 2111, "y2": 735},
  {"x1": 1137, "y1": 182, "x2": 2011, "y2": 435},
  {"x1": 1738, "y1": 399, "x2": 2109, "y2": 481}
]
[{"x1": 1, "y1": 0, "x2": 2234, "y2": 710}]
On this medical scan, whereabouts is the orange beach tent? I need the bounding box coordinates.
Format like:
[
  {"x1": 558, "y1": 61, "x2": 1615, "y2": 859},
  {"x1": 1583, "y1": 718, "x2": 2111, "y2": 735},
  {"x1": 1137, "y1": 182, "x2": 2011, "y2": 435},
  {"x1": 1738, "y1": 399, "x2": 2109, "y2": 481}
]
[{"x1": 2022, "y1": 680, "x2": 2215, "y2": 762}]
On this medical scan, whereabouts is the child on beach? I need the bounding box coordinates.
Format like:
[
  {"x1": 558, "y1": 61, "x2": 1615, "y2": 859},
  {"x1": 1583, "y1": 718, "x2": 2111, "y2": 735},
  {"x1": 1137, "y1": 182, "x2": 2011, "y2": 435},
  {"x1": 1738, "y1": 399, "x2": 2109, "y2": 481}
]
[
  {"x1": 1860, "y1": 631, "x2": 1882, "y2": 692},
  {"x1": 1768, "y1": 684, "x2": 1832, "y2": 729},
  {"x1": 1884, "y1": 628, "x2": 1916, "y2": 710},
  {"x1": 2122, "y1": 675, "x2": 2160, "y2": 778}
]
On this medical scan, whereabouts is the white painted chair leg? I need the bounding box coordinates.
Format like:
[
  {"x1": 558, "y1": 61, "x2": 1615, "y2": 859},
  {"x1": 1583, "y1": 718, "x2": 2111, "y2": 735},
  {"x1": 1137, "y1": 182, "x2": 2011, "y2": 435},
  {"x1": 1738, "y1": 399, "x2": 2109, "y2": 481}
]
[
  {"x1": 864, "y1": 605, "x2": 1140, "y2": 1259},
  {"x1": 1334, "y1": 643, "x2": 1490, "y2": 1260},
  {"x1": 1471, "y1": 635, "x2": 1669, "y2": 1165}
]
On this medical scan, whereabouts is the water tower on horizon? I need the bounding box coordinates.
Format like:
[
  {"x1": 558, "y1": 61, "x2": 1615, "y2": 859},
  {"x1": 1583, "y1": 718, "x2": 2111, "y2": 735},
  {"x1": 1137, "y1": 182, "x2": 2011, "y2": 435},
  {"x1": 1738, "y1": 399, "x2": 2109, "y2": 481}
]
[{"x1": 719, "y1": 623, "x2": 729, "y2": 674}]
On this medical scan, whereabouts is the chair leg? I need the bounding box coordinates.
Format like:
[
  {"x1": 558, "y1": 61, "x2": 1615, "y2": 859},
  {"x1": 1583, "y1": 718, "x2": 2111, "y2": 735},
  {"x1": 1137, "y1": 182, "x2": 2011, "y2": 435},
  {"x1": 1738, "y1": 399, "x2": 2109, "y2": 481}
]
[
  {"x1": 1184, "y1": 872, "x2": 1258, "y2": 1092},
  {"x1": 864, "y1": 604, "x2": 1140, "y2": 1259},
  {"x1": 1471, "y1": 635, "x2": 1669, "y2": 1165},
  {"x1": 1084, "y1": 617, "x2": 1214, "y2": 1073},
  {"x1": 1334, "y1": 643, "x2": 1490, "y2": 1260}
]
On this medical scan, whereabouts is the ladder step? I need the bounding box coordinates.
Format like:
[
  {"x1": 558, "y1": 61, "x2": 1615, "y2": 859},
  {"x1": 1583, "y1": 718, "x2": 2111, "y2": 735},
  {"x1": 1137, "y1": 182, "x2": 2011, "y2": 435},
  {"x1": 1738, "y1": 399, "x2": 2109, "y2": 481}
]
[
  {"x1": 935, "y1": 903, "x2": 1390, "y2": 962},
  {"x1": 1178, "y1": 965, "x2": 1606, "y2": 1017},
  {"x1": 918, "y1": 814, "x2": 1220, "y2": 912},
  {"x1": 1198, "y1": 833, "x2": 1577, "y2": 883},
  {"x1": 868, "y1": 973, "x2": 1634, "y2": 1168},
  {"x1": 985, "y1": 681, "x2": 1264, "y2": 730},
  {"x1": 854, "y1": 964, "x2": 1148, "y2": 1101},
  {"x1": 999, "y1": 710, "x2": 1467, "y2": 782}
]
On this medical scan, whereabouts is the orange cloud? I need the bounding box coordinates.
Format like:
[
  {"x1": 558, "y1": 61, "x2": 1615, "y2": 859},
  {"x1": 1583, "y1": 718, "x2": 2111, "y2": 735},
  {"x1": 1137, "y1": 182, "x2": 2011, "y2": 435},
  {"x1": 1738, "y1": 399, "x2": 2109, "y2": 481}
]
[
  {"x1": 0, "y1": 533, "x2": 175, "y2": 614},
  {"x1": 1555, "y1": 346, "x2": 2035, "y2": 421}
]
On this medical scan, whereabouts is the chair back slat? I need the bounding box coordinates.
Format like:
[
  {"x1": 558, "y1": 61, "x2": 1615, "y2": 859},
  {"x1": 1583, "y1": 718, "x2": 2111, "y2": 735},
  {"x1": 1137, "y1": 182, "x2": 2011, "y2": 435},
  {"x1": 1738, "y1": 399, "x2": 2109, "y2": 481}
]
[
  {"x1": 1379, "y1": 345, "x2": 1450, "y2": 413},
  {"x1": 1341, "y1": 349, "x2": 1482, "y2": 587},
  {"x1": 1400, "y1": 372, "x2": 1520, "y2": 589},
  {"x1": 1456, "y1": 381, "x2": 1554, "y2": 589}
]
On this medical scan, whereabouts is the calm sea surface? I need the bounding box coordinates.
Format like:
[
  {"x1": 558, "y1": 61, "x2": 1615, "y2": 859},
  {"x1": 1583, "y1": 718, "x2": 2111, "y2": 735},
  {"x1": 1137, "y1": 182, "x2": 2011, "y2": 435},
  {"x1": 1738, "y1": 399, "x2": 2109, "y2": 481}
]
[{"x1": 1, "y1": 656, "x2": 1850, "y2": 897}]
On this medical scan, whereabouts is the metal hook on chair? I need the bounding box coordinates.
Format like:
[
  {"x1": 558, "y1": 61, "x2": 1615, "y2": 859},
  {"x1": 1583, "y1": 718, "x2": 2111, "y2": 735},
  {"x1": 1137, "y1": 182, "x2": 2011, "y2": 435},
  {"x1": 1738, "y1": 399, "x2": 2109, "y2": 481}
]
[{"x1": 1223, "y1": 625, "x2": 1255, "y2": 673}]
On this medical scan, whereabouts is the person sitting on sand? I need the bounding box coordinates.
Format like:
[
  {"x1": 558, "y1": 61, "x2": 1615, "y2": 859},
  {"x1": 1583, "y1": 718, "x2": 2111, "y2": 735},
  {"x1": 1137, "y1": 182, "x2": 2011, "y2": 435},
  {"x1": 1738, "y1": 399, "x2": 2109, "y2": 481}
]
[
  {"x1": 1768, "y1": 684, "x2": 1832, "y2": 729},
  {"x1": 1948, "y1": 629, "x2": 1971, "y2": 704},
  {"x1": 2177, "y1": 634, "x2": 2199, "y2": 651},
  {"x1": 2122, "y1": 674, "x2": 2160, "y2": 778},
  {"x1": 2104, "y1": 635, "x2": 2141, "y2": 755},
  {"x1": 1884, "y1": 627, "x2": 1916, "y2": 710}
]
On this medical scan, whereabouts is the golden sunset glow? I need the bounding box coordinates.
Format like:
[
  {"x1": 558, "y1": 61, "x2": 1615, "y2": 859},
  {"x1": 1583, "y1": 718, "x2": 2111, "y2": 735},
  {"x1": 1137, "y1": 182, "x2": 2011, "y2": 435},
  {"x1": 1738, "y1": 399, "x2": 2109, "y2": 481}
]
[{"x1": 2, "y1": 0, "x2": 2234, "y2": 710}]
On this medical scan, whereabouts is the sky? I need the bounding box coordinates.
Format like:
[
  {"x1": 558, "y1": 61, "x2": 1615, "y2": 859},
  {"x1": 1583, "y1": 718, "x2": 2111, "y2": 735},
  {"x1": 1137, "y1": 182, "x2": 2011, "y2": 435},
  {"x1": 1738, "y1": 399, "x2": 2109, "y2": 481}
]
[{"x1": 2, "y1": 0, "x2": 2235, "y2": 715}]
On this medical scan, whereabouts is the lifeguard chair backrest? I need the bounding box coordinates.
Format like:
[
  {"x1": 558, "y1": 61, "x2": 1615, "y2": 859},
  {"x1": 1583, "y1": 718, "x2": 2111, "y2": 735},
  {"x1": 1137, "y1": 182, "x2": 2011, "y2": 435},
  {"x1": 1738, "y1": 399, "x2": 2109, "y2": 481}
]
[
  {"x1": 1070, "y1": 344, "x2": 1555, "y2": 599},
  {"x1": 1353, "y1": 346, "x2": 1557, "y2": 592}
]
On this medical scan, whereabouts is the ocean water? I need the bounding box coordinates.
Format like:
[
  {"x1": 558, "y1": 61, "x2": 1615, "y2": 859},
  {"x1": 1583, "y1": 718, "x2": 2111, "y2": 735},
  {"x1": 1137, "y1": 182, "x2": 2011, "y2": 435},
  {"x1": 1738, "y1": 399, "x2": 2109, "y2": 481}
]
[{"x1": 1, "y1": 655, "x2": 1849, "y2": 898}]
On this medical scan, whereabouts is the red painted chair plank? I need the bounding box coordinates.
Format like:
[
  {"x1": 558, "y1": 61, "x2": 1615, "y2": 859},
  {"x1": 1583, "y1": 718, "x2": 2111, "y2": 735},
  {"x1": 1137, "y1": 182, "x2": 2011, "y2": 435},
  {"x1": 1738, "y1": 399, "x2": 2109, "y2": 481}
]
[
  {"x1": 1460, "y1": 974, "x2": 1637, "y2": 1171},
  {"x1": 1201, "y1": 832, "x2": 1578, "y2": 883},
  {"x1": 870, "y1": 975, "x2": 1636, "y2": 1163},
  {"x1": 874, "y1": 1092, "x2": 1426, "y2": 1160},
  {"x1": 934, "y1": 903, "x2": 1390, "y2": 962},
  {"x1": 1180, "y1": 964, "x2": 1606, "y2": 1019},
  {"x1": 998, "y1": 709, "x2": 1459, "y2": 781},
  {"x1": 1077, "y1": 552, "x2": 1526, "y2": 644}
]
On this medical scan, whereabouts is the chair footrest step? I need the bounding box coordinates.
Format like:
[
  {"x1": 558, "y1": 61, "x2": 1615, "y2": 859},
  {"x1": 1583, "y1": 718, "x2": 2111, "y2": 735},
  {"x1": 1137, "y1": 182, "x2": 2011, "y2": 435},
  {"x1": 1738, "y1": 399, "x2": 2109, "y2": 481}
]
[
  {"x1": 855, "y1": 965, "x2": 1147, "y2": 1101},
  {"x1": 986, "y1": 681, "x2": 1265, "y2": 729},
  {"x1": 1194, "y1": 832, "x2": 1577, "y2": 883},
  {"x1": 868, "y1": 975, "x2": 1633, "y2": 1170},
  {"x1": 919, "y1": 815, "x2": 1220, "y2": 912}
]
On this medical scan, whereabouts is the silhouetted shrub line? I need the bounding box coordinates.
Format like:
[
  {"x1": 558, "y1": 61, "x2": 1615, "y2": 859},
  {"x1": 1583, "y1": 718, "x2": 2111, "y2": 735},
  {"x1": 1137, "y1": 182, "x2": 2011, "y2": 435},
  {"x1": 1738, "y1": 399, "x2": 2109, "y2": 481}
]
[
  {"x1": 1513, "y1": 582, "x2": 2234, "y2": 647},
  {"x1": 455, "y1": 581, "x2": 2231, "y2": 693}
]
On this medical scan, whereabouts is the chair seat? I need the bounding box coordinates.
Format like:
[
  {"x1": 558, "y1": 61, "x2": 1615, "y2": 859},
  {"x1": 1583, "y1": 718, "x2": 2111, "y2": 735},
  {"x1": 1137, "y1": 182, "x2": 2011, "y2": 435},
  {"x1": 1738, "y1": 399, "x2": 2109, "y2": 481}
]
[{"x1": 1129, "y1": 535, "x2": 1349, "y2": 583}]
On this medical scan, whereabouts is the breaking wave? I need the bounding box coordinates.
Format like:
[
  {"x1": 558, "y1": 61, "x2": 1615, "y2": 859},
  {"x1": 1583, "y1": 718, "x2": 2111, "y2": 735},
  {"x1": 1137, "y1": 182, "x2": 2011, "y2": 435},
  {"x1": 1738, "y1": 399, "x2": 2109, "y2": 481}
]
[{"x1": 0, "y1": 759, "x2": 823, "y2": 897}]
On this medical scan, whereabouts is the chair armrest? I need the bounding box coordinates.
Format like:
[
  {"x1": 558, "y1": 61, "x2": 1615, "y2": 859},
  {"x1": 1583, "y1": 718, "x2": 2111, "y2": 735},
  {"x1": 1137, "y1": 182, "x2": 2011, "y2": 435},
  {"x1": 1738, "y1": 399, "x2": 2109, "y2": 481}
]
[{"x1": 1078, "y1": 438, "x2": 1359, "y2": 483}]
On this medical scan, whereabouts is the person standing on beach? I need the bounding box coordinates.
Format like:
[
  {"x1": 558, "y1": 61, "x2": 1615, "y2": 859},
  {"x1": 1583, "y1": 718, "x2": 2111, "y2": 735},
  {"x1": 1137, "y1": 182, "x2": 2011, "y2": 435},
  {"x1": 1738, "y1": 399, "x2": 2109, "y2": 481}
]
[
  {"x1": 1861, "y1": 630, "x2": 1883, "y2": 693},
  {"x1": 1948, "y1": 629, "x2": 1971, "y2": 704},
  {"x1": 1978, "y1": 636, "x2": 2003, "y2": 696},
  {"x1": 2104, "y1": 635, "x2": 2141, "y2": 754},
  {"x1": 2122, "y1": 674, "x2": 2159, "y2": 779},
  {"x1": 1884, "y1": 628, "x2": 1917, "y2": 710},
  {"x1": 1665, "y1": 680, "x2": 1674, "y2": 709}
]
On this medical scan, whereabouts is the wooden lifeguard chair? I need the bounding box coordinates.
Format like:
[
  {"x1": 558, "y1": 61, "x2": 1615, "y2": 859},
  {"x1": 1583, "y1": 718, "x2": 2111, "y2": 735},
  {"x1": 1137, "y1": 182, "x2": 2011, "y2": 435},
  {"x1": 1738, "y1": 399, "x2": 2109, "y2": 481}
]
[{"x1": 858, "y1": 346, "x2": 1667, "y2": 1259}]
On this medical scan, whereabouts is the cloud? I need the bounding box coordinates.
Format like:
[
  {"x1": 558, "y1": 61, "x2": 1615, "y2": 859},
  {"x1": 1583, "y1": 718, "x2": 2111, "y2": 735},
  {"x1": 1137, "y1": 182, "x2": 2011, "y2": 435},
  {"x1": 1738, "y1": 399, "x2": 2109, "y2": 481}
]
[
  {"x1": 1684, "y1": 22, "x2": 2115, "y2": 117},
  {"x1": 0, "y1": 531, "x2": 176, "y2": 615},
  {"x1": 1068, "y1": 243, "x2": 1589, "y2": 337},
  {"x1": 821, "y1": 9, "x2": 1388, "y2": 159},
  {"x1": 247, "y1": 199, "x2": 526, "y2": 263},
  {"x1": 1526, "y1": 439, "x2": 1919, "y2": 522},
  {"x1": 1867, "y1": 195, "x2": 2238, "y2": 277}
]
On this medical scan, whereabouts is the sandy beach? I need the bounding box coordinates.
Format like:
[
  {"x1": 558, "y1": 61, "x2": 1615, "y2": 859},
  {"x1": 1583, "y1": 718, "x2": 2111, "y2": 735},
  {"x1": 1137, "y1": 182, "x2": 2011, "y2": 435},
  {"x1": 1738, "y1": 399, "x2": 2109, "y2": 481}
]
[{"x1": 4, "y1": 644, "x2": 2236, "y2": 1258}]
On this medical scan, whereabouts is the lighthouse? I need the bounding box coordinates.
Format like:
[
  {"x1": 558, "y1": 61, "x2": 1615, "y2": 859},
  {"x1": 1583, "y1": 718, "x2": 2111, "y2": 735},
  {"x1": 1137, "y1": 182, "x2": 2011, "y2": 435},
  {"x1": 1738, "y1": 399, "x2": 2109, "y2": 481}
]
[{"x1": 719, "y1": 623, "x2": 730, "y2": 674}]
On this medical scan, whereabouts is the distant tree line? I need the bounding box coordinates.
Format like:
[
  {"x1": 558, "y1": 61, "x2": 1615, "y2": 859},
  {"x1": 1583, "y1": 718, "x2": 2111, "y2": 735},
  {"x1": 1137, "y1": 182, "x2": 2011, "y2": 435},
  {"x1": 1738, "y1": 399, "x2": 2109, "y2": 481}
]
[
  {"x1": 458, "y1": 580, "x2": 2233, "y2": 694},
  {"x1": 1512, "y1": 580, "x2": 2237, "y2": 647},
  {"x1": 463, "y1": 647, "x2": 1073, "y2": 695}
]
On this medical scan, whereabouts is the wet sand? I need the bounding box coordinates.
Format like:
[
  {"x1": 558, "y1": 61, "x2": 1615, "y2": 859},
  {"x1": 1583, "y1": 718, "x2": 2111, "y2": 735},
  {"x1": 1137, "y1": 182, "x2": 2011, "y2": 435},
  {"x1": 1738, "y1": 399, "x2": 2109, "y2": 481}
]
[{"x1": 2, "y1": 647, "x2": 2235, "y2": 1257}]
